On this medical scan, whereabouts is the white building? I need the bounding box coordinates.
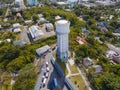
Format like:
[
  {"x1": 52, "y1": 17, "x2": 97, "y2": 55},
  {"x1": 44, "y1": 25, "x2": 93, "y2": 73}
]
[
  {"x1": 29, "y1": 25, "x2": 44, "y2": 39},
  {"x1": 13, "y1": 23, "x2": 21, "y2": 28},
  {"x1": 13, "y1": 28, "x2": 21, "y2": 33},
  {"x1": 56, "y1": 20, "x2": 70, "y2": 62}
]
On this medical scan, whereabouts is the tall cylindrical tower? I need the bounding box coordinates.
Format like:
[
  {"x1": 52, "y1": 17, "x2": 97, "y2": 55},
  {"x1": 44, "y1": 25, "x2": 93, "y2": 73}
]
[{"x1": 55, "y1": 20, "x2": 70, "y2": 62}]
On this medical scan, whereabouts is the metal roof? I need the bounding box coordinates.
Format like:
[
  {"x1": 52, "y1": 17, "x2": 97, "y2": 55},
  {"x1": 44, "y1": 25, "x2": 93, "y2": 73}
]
[
  {"x1": 36, "y1": 45, "x2": 50, "y2": 56},
  {"x1": 29, "y1": 25, "x2": 44, "y2": 39}
]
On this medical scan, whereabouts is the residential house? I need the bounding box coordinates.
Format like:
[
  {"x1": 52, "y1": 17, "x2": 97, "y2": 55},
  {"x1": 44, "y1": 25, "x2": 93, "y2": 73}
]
[
  {"x1": 45, "y1": 23, "x2": 54, "y2": 31},
  {"x1": 13, "y1": 40, "x2": 26, "y2": 46},
  {"x1": 55, "y1": 16, "x2": 62, "y2": 20},
  {"x1": 13, "y1": 23, "x2": 21, "y2": 28},
  {"x1": 13, "y1": 28, "x2": 21, "y2": 33},
  {"x1": 83, "y1": 57, "x2": 93, "y2": 68},
  {"x1": 93, "y1": 65, "x2": 103, "y2": 74},
  {"x1": 76, "y1": 36, "x2": 88, "y2": 44},
  {"x1": 24, "y1": 20, "x2": 32, "y2": 25}
]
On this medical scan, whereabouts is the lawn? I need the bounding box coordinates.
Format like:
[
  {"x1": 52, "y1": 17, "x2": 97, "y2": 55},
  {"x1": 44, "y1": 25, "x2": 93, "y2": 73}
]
[
  {"x1": 15, "y1": 34, "x2": 21, "y2": 40},
  {"x1": 114, "y1": 42, "x2": 120, "y2": 47},
  {"x1": 68, "y1": 63, "x2": 78, "y2": 74},
  {"x1": 69, "y1": 75, "x2": 88, "y2": 90},
  {"x1": 56, "y1": 59, "x2": 68, "y2": 76},
  {"x1": 0, "y1": 72, "x2": 12, "y2": 90}
]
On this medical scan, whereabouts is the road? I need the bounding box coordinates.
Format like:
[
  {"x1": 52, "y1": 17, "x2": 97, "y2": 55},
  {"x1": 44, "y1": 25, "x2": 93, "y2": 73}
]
[
  {"x1": 21, "y1": 26, "x2": 30, "y2": 43},
  {"x1": 34, "y1": 51, "x2": 69, "y2": 90},
  {"x1": 34, "y1": 52, "x2": 52, "y2": 90}
]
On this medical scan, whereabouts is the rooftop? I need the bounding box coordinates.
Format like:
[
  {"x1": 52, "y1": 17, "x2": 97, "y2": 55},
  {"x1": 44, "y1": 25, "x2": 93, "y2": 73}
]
[
  {"x1": 13, "y1": 40, "x2": 26, "y2": 46},
  {"x1": 29, "y1": 25, "x2": 44, "y2": 39},
  {"x1": 56, "y1": 20, "x2": 68, "y2": 25},
  {"x1": 76, "y1": 36, "x2": 88, "y2": 44},
  {"x1": 36, "y1": 45, "x2": 50, "y2": 56}
]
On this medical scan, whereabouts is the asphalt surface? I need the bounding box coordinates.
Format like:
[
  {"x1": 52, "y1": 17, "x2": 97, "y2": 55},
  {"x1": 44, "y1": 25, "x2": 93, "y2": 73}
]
[
  {"x1": 34, "y1": 52, "x2": 68, "y2": 90},
  {"x1": 21, "y1": 26, "x2": 30, "y2": 43},
  {"x1": 34, "y1": 53, "x2": 51, "y2": 90}
]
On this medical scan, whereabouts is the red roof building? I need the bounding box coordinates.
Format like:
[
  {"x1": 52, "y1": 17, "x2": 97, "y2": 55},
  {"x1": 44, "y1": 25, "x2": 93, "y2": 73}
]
[{"x1": 76, "y1": 36, "x2": 88, "y2": 44}]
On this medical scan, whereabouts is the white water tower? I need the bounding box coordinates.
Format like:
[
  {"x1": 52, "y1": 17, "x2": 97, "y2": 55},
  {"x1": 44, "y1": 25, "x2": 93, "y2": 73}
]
[{"x1": 55, "y1": 20, "x2": 70, "y2": 62}]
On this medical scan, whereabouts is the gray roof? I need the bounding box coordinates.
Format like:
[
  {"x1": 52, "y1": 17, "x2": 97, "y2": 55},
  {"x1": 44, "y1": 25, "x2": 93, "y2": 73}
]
[
  {"x1": 45, "y1": 23, "x2": 54, "y2": 30},
  {"x1": 29, "y1": 25, "x2": 44, "y2": 39},
  {"x1": 13, "y1": 40, "x2": 26, "y2": 46},
  {"x1": 36, "y1": 45, "x2": 50, "y2": 56},
  {"x1": 93, "y1": 65, "x2": 103, "y2": 73}
]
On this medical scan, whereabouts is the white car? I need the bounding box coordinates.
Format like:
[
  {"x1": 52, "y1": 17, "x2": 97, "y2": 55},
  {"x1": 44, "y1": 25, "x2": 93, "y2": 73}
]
[
  {"x1": 46, "y1": 61, "x2": 48, "y2": 67},
  {"x1": 46, "y1": 67, "x2": 49, "y2": 72},
  {"x1": 42, "y1": 78, "x2": 47, "y2": 87},
  {"x1": 45, "y1": 72, "x2": 49, "y2": 78}
]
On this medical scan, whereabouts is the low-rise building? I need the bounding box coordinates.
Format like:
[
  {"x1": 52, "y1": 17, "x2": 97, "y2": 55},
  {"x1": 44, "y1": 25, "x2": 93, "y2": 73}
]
[
  {"x1": 118, "y1": 18, "x2": 120, "y2": 23},
  {"x1": 38, "y1": 14, "x2": 43, "y2": 18},
  {"x1": 83, "y1": 57, "x2": 93, "y2": 68},
  {"x1": 106, "y1": 50, "x2": 118, "y2": 60},
  {"x1": 13, "y1": 23, "x2": 21, "y2": 28},
  {"x1": 113, "y1": 55, "x2": 120, "y2": 64},
  {"x1": 55, "y1": 15, "x2": 62, "y2": 20},
  {"x1": 76, "y1": 36, "x2": 88, "y2": 44},
  {"x1": 36, "y1": 45, "x2": 50, "y2": 56},
  {"x1": 93, "y1": 65, "x2": 103, "y2": 74},
  {"x1": 24, "y1": 20, "x2": 32, "y2": 24},
  {"x1": 39, "y1": 18, "x2": 46, "y2": 23},
  {"x1": 45, "y1": 23, "x2": 54, "y2": 32},
  {"x1": 13, "y1": 28, "x2": 21, "y2": 33},
  {"x1": 29, "y1": 25, "x2": 44, "y2": 39},
  {"x1": 6, "y1": 38, "x2": 11, "y2": 43},
  {"x1": 13, "y1": 40, "x2": 26, "y2": 46}
]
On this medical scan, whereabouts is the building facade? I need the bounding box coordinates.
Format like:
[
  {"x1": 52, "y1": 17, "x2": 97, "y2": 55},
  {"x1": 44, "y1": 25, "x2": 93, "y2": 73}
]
[
  {"x1": 55, "y1": 20, "x2": 70, "y2": 62},
  {"x1": 15, "y1": 0, "x2": 25, "y2": 9},
  {"x1": 27, "y1": 0, "x2": 39, "y2": 6}
]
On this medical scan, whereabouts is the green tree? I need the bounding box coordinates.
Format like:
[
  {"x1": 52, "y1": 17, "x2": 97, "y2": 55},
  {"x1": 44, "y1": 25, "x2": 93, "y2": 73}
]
[
  {"x1": 32, "y1": 14, "x2": 39, "y2": 23},
  {"x1": 101, "y1": 74, "x2": 120, "y2": 90},
  {"x1": 12, "y1": 64, "x2": 37, "y2": 90},
  {"x1": 75, "y1": 45, "x2": 89, "y2": 58}
]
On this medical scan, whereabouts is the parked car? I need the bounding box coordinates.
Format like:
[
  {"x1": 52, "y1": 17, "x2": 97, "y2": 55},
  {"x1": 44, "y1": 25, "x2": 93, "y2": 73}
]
[
  {"x1": 45, "y1": 72, "x2": 49, "y2": 78},
  {"x1": 46, "y1": 67, "x2": 49, "y2": 72},
  {"x1": 46, "y1": 61, "x2": 48, "y2": 67},
  {"x1": 42, "y1": 76, "x2": 45, "y2": 82},
  {"x1": 42, "y1": 78, "x2": 47, "y2": 87}
]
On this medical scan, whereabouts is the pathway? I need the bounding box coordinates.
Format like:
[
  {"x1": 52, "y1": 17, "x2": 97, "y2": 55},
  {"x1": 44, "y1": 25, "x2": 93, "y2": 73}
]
[
  {"x1": 76, "y1": 67, "x2": 92, "y2": 90},
  {"x1": 66, "y1": 62, "x2": 92, "y2": 90}
]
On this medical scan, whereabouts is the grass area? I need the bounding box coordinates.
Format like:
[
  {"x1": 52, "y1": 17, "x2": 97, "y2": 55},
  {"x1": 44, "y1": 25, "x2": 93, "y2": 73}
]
[
  {"x1": 68, "y1": 62, "x2": 78, "y2": 74},
  {"x1": 34, "y1": 58, "x2": 42, "y2": 73},
  {"x1": 56, "y1": 59, "x2": 68, "y2": 76},
  {"x1": 69, "y1": 75, "x2": 88, "y2": 90},
  {"x1": 0, "y1": 72, "x2": 12, "y2": 90},
  {"x1": 114, "y1": 42, "x2": 120, "y2": 47},
  {"x1": 15, "y1": 34, "x2": 21, "y2": 40},
  {"x1": 20, "y1": 26, "x2": 24, "y2": 31},
  {"x1": 53, "y1": 52, "x2": 56, "y2": 59}
]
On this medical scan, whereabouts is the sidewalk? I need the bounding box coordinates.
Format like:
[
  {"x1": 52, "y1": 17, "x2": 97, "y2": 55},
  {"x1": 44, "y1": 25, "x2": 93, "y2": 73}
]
[{"x1": 66, "y1": 62, "x2": 92, "y2": 90}]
